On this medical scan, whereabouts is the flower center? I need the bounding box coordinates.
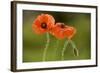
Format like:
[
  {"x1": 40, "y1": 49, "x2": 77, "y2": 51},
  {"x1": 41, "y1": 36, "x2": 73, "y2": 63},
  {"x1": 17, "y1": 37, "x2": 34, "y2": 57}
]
[
  {"x1": 60, "y1": 23, "x2": 65, "y2": 28},
  {"x1": 41, "y1": 23, "x2": 47, "y2": 29}
]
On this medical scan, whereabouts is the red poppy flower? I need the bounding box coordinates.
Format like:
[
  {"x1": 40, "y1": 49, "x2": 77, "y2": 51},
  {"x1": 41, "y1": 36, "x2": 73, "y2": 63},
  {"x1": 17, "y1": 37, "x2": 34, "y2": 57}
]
[
  {"x1": 64, "y1": 26, "x2": 76, "y2": 39},
  {"x1": 32, "y1": 14, "x2": 55, "y2": 34},
  {"x1": 50, "y1": 23, "x2": 76, "y2": 39},
  {"x1": 50, "y1": 23, "x2": 68, "y2": 39}
]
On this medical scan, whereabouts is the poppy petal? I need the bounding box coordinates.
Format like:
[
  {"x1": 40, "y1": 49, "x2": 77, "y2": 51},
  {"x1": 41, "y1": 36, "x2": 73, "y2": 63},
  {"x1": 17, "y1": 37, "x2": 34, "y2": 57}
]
[
  {"x1": 50, "y1": 23, "x2": 66, "y2": 39},
  {"x1": 64, "y1": 27, "x2": 76, "y2": 39},
  {"x1": 32, "y1": 14, "x2": 55, "y2": 34}
]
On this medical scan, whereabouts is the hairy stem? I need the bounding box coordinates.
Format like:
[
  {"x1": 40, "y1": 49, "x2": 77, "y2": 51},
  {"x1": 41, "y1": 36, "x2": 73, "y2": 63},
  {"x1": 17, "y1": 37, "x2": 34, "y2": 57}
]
[
  {"x1": 61, "y1": 40, "x2": 69, "y2": 60},
  {"x1": 43, "y1": 33, "x2": 50, "y2": 61},
  {"x1": 69, "y1": 40, "x2": 79, "y2": 56}
]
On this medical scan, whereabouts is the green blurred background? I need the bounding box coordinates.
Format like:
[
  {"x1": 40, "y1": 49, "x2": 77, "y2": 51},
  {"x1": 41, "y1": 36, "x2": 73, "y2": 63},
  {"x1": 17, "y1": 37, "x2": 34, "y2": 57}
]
[{"x1": 23, "y1": 10, "x2": 91, "y2": 62}]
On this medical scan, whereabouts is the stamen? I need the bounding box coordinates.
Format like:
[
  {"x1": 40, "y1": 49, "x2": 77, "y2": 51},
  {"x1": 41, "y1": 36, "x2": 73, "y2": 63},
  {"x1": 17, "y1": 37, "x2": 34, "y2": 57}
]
[
  {"x1": 41, "y1": 23, "x2": 47, "y2": 29},
  {"x1": 57, "y1": 23, "x2": 65, "y2": 28},
  {"x1": 60, "y1": 24, "x2": 65, "y2": 28}
]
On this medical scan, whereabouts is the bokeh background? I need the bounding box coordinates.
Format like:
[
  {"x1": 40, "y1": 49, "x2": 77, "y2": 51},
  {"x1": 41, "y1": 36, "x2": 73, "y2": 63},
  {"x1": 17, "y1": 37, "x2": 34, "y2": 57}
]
[{"x1": 23, "y1": 10, "x2": 91, "y2": 62}]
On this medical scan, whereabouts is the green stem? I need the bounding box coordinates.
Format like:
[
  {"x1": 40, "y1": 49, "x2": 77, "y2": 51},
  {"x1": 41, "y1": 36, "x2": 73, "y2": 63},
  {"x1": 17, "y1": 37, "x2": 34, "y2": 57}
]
[
  {"x1": 61, "y1": 40, "x2": 69, "y2": 60},
  {"x1": 69, "y1": 40, "x2": 79, "y2": 56},
  {"x1": 43, "y1": 33, "x2": 50, "y2": 61},
  {"x1": 54, "y1": 40, "x2": 59, "y2": 59}
]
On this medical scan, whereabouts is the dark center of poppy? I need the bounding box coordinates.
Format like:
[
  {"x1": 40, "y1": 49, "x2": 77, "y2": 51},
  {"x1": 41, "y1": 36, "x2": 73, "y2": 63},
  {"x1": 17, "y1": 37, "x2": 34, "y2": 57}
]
[
  {"x1": 60, "y1": 23, "x2": 65, "y2": 28},
  {"x1": 41, "y1": 22, "x2": 47, "y2": 29}
]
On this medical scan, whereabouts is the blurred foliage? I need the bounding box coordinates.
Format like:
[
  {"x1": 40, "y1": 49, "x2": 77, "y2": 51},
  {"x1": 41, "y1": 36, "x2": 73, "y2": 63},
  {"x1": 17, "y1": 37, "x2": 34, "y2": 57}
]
[{"x1": 23, "y1": 10, "x2": 91, "y2": 62}]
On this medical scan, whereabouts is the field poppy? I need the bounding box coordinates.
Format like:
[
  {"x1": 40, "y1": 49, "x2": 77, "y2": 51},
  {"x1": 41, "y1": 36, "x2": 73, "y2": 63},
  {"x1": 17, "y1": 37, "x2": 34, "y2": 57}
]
[
  {"x1": 64, "y1": 26, "x2": 76, "y2": 39},
  {"x1": 32, "y1": 14, "x2": 55, "y2": 34},
  {"x1": 50, "y1": 23, "x2": 68, "y2": 39},
  {"x1": 50, "y1": 22, "x2": 76, "y2": 39}
]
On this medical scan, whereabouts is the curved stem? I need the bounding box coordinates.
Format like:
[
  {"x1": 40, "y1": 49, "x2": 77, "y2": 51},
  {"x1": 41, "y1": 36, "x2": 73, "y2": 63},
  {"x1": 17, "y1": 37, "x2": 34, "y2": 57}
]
[
  {"x1": 61, "y1": 40, "x2": 69, "y2": 60},
  {"x1": 43, "y1": 33, "x2": 50, "y2": 61},
  {"x1": 69, "y1": 40, "x2": 79, "y2": 56}
]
